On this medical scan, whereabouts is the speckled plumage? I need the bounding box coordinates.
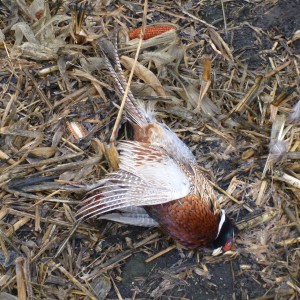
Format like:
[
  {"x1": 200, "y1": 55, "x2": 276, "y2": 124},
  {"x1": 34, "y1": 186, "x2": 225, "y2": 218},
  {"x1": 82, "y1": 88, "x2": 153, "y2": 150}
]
[{"x1": 77, "y1": 38, "x2": 234, "y2": 252}]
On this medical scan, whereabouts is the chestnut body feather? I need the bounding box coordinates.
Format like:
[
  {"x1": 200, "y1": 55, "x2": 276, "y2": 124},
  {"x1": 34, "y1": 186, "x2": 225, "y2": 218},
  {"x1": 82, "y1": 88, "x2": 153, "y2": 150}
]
[{"x1": 146, "y1": 195, "x2": 220, "y2": 249}]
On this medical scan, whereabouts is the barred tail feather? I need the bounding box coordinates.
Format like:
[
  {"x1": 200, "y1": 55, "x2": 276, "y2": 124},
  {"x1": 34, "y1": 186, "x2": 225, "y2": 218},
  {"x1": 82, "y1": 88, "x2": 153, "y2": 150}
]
[{"x1": 97, "y1": 38, "x2": 152, "y2": 126}]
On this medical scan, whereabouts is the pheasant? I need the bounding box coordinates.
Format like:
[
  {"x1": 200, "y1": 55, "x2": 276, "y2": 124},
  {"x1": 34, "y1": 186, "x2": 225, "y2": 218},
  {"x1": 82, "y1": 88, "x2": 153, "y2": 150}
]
[{"x1": 77, "y1": 38, "x2": 234, "y2": 255}]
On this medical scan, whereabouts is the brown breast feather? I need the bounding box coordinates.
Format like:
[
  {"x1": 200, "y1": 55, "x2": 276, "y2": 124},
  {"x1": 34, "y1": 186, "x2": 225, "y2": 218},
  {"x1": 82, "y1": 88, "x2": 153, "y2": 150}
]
[{"x1": 146, "y1": 195, "x2": 220, "y2": 249}]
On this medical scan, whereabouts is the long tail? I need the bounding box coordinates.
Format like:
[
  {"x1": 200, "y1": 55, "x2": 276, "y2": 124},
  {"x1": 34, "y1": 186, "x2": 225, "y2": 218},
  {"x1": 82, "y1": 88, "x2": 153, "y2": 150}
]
[{"x1": 97, "y1": 37, "x2": 151, "y2": 127}]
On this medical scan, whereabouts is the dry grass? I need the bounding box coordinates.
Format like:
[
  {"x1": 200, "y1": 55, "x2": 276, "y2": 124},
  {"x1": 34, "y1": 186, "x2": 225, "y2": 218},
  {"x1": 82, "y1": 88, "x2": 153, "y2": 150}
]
[{"x1": 0, "y1": 0, "x2": 299, "y2": 299}]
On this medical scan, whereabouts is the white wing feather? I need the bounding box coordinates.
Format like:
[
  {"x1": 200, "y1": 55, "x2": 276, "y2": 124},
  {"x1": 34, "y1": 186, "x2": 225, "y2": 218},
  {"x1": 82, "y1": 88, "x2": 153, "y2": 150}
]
[
  {"x1": 118, "y1": 141, "x2": 191, "y2": 198},
  {"x1": 77, "y1": 141, "x2": 191, "y2": 219}
]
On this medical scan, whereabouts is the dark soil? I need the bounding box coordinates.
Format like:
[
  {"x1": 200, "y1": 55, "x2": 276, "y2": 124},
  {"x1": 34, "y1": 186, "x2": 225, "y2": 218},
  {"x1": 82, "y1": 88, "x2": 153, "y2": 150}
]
[
  {"x1": 101, "y1": 223, "x2": 266, "y2": 300},
  {"x1": 200, "y1": 0, "x2": 300, "y2": 69}
]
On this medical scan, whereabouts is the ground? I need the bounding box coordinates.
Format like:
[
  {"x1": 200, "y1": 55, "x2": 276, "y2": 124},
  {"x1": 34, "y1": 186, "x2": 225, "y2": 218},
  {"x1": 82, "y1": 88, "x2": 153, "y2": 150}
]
[{"x1": 0, "y1": 0, "x2": 299, "y2": 299}]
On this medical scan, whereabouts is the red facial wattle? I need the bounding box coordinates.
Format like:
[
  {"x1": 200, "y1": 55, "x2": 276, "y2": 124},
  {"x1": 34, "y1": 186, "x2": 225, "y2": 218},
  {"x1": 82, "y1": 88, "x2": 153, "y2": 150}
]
[{"x1": 223, "y1": 236, "x2": 233, "y2": 252}]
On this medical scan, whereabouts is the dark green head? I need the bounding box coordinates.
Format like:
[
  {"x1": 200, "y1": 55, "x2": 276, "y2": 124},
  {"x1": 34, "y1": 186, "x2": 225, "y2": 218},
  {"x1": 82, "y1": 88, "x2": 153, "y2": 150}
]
[{"x1": 212, "y1": 211, "x2": 234, "y2": 256}]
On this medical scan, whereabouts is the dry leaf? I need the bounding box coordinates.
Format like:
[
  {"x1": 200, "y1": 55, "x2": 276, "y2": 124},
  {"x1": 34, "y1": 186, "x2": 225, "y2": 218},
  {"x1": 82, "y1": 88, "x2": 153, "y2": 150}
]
[
  {"x1": 28, "y1": 0, "x2": 44, "y2": 19},
  {"x1": 120, "y1": 56, "x2": 166, "y2": 97},
  {"x1": 11, "y1": 22, "x2": 39, "y2": 45},
  {"x1": 14, "y1": 42, "x2": 58, "y2": 60},
  {"x1": 29, "y1": 147, "x2": 58, "y2": 158},
  {"x1": 207, "y1": 28, "x2": 233, "y2": 61}
]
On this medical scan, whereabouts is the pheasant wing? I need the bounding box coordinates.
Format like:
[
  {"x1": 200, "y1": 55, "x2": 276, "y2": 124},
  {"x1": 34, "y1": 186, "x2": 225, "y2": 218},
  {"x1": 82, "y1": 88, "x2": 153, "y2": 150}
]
[{"x1": 77, "y1": 141, "x2": 191, "y2": 220}]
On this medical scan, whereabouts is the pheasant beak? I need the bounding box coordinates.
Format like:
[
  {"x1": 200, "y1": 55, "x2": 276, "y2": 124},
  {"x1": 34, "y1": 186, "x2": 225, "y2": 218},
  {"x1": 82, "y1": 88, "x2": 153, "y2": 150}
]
[
  {"x1": 212, "y1": 246, "x2": 223, "y2": 256},
  {"x1": 212, "y1": 234, "x2": 234, "y2": 256}
]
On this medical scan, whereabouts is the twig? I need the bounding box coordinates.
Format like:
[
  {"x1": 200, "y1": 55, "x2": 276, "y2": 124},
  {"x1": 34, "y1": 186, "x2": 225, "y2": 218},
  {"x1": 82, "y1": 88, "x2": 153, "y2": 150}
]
[
  {"x1": 133, "y1": 232, "x2": 161, "y2": 248},
  {"x1": 110, "y1": 276, "x2": 123, "y2": 300},
  {"x1": 178, "y1": 6, "x2": 217, "y2": 29},
  {"x1": 145, "y1": 244, "x2": 177, "y2": 263},
  {"x1": 110, "y1": 0, "x2": 149, "y2": 143},
  {"x1": 283, "y1": 205, "x2": 300, "y2": 235},
  {"x1": 47, "y1": 260, "x2": 98, "y2": 300},
  {"x1": 264, "y1": 60, "x2": 291, "y2": 78},
  {"x1": 277, "y1": 236, "x2": 300, "y2": 246},
  {"x1": 54, "y1": 222, "x2": 81, "y2": 258},
  {"x1": 15, "y1": 257, "x2": 27, "y2": 300},
  {"x1": 273, "y1": 171, "x2": 300, "y2": 189},
  {"x1": 220, "y1": 0, "x2": 228, "y2": 37}
]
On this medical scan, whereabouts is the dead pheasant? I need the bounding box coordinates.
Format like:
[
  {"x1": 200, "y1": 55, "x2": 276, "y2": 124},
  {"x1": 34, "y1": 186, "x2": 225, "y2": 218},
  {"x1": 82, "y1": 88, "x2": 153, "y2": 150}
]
[{"x1": 76, "y1": 38, "x2": 234, "y2": 255}]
